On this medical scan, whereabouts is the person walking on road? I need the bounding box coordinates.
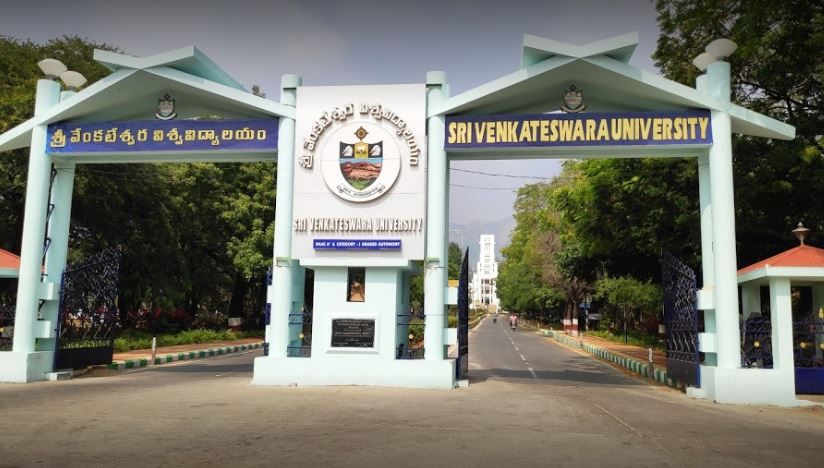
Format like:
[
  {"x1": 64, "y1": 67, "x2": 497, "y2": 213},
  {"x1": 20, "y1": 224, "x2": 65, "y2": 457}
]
[{"x1": 509, "y1": 313, "x2": 518, "y2": 330}]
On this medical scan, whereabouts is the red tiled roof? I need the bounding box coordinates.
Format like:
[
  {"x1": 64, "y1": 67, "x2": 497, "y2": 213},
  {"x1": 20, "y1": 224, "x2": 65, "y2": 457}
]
[
  {"x1": 0, "y1": 248, "x2": 21, "y2": 270},
  {"x1": 738, "y1": 244, "x2": 824, "y2": 275}
]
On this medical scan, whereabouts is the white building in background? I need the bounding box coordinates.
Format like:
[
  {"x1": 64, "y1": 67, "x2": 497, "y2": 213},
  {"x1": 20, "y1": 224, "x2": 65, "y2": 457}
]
[{"x1": 471, "y1": 234, "x2": 499, "y2": 309}]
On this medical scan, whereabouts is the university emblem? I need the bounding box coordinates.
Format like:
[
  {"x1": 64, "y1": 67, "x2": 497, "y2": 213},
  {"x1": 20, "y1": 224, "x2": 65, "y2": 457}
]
[
  {"x1": 560, "y1": 85, "x2": 586, "y2": 113},
  {"x1": 155, "y1": 93, "x2": 177, "y2": 120},
  {"x1": 339, "y1": 126, "x2": 383, "y2": 191}
]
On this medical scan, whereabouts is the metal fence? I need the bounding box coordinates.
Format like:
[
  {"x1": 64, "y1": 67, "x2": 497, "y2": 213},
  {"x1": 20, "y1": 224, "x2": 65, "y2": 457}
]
[
  {"x1": 396, "y1": 309, "x2": 424, "y2": 360},
  {"x1": 287, "y1": 308, "x2": 313, "y2": 358},
  {"x1": 0, "y1": 303, "x2": 14, "y2": 351}
]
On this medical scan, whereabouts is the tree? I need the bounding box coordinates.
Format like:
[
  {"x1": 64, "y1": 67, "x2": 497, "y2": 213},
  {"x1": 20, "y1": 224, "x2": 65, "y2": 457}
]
[
  {"x1": 0, "y1": 36, "x2": 278, "y2": 331},
  {"x1": 654, "y1": 0, "x2": 824, "y2": 267},
  {"x1": 594, "y1": 276, "x2": 663, "y2": 338}
]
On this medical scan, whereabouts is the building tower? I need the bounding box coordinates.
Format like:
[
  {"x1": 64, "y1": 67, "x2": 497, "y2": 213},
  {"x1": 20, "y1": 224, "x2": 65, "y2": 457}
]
[{"x1": 472, "y1": 234, "x2": 499, "y2": 310}]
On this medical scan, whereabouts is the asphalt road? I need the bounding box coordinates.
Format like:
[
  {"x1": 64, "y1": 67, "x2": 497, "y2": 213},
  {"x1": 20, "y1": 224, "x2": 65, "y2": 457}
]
[{"x1": 0, "y1": 318, "x2": 822, "y2": 467}]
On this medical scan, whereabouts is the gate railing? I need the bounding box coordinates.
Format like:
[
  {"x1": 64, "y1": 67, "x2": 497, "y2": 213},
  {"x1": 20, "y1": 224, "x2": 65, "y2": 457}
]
[
  {"x1": 660, "y1": 251, "x2": 701, "y2": 388},
  {"x1": 0, "y1": 303, "x2": 14, "y2": 351},
  {"x1": 55, "y1": 248, "x2": 122, "y2": 370},
  {"x1": 396, "y1": 308, "x2": 424, "y2": 360},
  {"x1": 794, "y1": 311, "x2": 824, "y2": 368},
  {"x1": 287, "y1": 307, "x2": 312, "y2": 358},
  {"x1": 740, "y1": 310, "x2": 824, "y2": 369}
]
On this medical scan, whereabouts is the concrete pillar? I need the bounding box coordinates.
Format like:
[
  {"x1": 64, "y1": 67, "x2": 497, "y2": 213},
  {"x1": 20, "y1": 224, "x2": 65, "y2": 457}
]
[
  {"x1": 270, "y1": 74, "x2": 301, "y2": 358},
  {"x1": 697, "y1": 155, "x2": 714, "y2": 288},
  {"x1": 706, "y1": 61, "x2": 741, "y2": 369},
  {"x1": 695, "y1": 75, "x2": 714, "y2": 290},
  {"x1": 424, "y1": 71, "x2": 447, "y2": 361},
  {"x1": 740, "y1": 283, "x2": 761, "y2": 321},
  {"x1": 37, "y1": 159, "x2": 77, "y2": 351},
  {"x1": 768, "y1": 278, "x2": 794, "y2": 371},
  {"x1": 13, "y1": 79, "x2": 61, "y2": 353}
]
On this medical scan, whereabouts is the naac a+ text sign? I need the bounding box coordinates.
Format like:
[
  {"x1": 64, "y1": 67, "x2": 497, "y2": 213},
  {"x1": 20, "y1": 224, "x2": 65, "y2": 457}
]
[{"x1": 292, "y1": 84, "x2": 426, "y2": 261}]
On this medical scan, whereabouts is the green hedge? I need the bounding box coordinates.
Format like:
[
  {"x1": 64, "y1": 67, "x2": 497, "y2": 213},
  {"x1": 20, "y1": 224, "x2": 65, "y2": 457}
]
[{"x1": 114, "y1": 329, "x2": 262, "y2": 352}]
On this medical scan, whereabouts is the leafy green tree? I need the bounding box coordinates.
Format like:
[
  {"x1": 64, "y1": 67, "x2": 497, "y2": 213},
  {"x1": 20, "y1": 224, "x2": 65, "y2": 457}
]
[
  {"x1": 0, "y1": 36, "x2": 277, "y2": 331},
  {"x1": 0, "y1": 35, "x2": 115, "y2": 301},
  {"x1": 594, "y1": 276, "x2": 663, "y2": 336},
  {"x1": 654, "y1": 0, "x2": 824, "y2": 267}
]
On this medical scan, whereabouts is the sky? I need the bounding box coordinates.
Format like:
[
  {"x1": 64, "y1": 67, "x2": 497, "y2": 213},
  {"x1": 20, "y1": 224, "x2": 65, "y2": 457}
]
[{"x1": 1, "y1": 0, "x2": 663, "y2": 251}]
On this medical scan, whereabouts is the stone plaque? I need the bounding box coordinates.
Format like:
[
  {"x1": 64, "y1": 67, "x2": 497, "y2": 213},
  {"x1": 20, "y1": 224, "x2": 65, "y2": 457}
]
[{"x1": 331, "y1": 319, "x2": 375, "y2": 348}]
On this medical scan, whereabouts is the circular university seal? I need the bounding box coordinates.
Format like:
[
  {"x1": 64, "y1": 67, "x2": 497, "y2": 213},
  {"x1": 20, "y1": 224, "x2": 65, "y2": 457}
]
[{"x1": 319, "y1": 121, "x2": 402, "y2": 203}]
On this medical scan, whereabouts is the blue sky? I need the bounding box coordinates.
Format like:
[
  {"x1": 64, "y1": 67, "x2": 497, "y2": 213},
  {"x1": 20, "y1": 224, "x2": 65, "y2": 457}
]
[{"x1": 2, "y1": 0, "x2": 663, "y2": 246}]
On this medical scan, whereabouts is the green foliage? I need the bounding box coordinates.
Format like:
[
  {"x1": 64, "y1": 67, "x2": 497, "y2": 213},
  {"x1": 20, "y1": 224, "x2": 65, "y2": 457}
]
[
  {"x1": 586, "y1": 329, "x2": 664, "y2": 351},
  {"x1": 447, "y1": 241, "x2": 463, "y2": 280},
  {"x1": 0, "y1": 36, "x2": 275, "y2": 327},
  {"x1": 113, "y1": 328, "x2": 262, "y2": 352},
  {"x1": 594, "y1": 276, "x2": 662, "y2": 321},
  {"x1": 654, "y1": 0, "x2": 824, "y2": 267}
]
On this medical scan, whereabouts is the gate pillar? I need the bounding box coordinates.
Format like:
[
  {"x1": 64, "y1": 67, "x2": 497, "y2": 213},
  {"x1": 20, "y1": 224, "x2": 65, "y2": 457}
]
[
  {"x1": 424, "y1": 71, "x2": 447, "y2": 360},
  {"x1": 39, "y1": 160, "x2": 77, "y2": 352},
  {"x1": 1, "y1": 79, "x2": 60, "y2": 382},
  {"x1": 268, "y1": 74, "x2": 302, "y2": 358},
  {"x1": 706, "y1": 61, "x2": 741, "y2": 370}
]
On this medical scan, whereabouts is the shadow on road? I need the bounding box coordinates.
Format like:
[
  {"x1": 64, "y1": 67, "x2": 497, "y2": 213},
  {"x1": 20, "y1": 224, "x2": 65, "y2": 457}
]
[{"x1": 468, "y1": 367, "x2": 644, "y2": 387}]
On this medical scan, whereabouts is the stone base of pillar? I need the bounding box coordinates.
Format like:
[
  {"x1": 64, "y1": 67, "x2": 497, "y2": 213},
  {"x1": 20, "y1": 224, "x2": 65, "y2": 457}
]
[
  {"x1": 696, "y1": 365, "x2": 814, "y2": 407},
  {"x1": 0, "y1": 351, "x2": 54, "y2": 383},
  {"x1": 252, "y1": 356, "x2": 456, "y2": 389}
]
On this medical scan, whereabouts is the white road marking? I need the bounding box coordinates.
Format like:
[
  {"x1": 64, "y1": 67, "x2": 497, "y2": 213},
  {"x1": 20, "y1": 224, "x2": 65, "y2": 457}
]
[
  {"x1": 519, "y1": 353, "x2": 527, "y2": 361},
  {"x1": 527, "y1": 367, "x2": 537, "y2": 378}
]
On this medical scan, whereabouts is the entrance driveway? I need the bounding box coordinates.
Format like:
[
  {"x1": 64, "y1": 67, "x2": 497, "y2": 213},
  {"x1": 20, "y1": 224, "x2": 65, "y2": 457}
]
[{"x1": 0, "y1": 321, "x2": 822, "y2": 467}]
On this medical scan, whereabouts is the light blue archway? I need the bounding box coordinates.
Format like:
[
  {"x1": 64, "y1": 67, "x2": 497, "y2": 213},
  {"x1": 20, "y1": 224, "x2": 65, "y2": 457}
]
[
  {"x1": 419, "y1": 33, "x2": 795, "y2": 404},
  {"x1": 0, "y1": 46, "x2": 292, "y2": 381}
]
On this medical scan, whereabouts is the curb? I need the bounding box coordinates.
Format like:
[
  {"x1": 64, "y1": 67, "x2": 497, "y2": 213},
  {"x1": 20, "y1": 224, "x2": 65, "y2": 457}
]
[
  {"x1": 539, "y1": 329, "x2": 682, "y2": 390},
  {"x1": 107, "y1": 342, "x2": 264, "y2": 371}
]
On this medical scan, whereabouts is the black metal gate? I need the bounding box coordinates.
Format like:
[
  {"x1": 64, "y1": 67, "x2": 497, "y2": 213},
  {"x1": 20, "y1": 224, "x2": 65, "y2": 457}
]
[
  {"x1": 456, "y1": 248, "x2": 469, "y2": 380},
  {"x1": 0, "y1": 303, "x2": 13, "y2": 351},
  {"x1": 661, "y1": 251, "x2": 701, "y2": 388},
  {"x1": 54, "y1": 248, "x2": 122, "y2": 370}
]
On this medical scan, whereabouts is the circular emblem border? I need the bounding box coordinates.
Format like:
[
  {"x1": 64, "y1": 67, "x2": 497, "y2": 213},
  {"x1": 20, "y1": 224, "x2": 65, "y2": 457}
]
[{"x1": 318, "y1": 121, "x2": 402, "y2": 203}]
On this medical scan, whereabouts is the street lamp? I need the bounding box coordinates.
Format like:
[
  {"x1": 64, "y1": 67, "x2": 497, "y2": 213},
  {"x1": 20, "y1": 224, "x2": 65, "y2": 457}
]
[
  {"x1": 37, "y1": 57, "x2": 87, "y2": 93},
  {"x1": 691, "y1": 38, "x2": 738, "y2": 71},
  {"x1": 37, "y1": 58, "x2": 67, "y2": 79},
  {"x1": 60, "y1": 70, "x2": 87, "y2": 91}
]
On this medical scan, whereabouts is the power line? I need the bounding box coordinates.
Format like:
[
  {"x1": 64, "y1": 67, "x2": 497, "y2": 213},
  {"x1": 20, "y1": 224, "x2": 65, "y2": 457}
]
[
  {"x1": 449, "y1": 183, "x2": 519, "y2": 190},
  {"x1": 449, "y1": 167, "x2": 583, "y2": 181},
  {"x1": 450, "y1": 167, "x2": 552, "y2": 179}
]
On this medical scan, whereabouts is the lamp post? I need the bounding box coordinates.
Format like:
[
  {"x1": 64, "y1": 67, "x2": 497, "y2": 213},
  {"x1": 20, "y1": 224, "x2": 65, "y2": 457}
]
[
  {"x1": 13, "y1": 58, "x2": 85, "y2": 357},
  {"x1": 692, "y1": 38, "x2": 741, "y2": 370}
]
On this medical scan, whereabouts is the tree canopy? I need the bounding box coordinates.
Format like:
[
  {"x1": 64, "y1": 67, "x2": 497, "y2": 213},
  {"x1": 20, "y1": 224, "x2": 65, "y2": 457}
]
[{"x1": 0, "y1": 36, "x2": 275, "y2": 330}]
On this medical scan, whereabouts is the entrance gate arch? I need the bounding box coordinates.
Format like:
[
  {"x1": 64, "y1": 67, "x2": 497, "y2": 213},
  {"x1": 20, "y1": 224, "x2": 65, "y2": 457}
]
[
  {"x1": 427, "y1": 32, "x2": 794, "y2": 405},
  {"x1": 0, "y1": 34, "x2": 801, "y2": 406},
  {"x1": 0, "y1": 46, "x2": 289, "y2": 382}
]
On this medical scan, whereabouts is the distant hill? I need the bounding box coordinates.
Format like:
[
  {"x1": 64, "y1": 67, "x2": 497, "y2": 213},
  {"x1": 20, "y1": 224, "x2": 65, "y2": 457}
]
[{"x1": 448, "y1": 217, "x2": 515, "y2": 270}]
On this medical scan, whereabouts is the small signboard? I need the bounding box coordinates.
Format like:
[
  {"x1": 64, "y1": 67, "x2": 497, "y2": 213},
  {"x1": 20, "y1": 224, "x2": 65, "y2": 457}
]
[
  {"x1": 331, "y1": 319, "x2": 375, "y2": 348},
  {"x1": 313, "y1": 239, "x2": 401, "y2": 251}
]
